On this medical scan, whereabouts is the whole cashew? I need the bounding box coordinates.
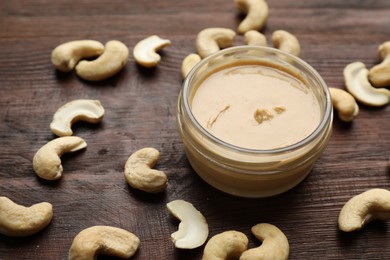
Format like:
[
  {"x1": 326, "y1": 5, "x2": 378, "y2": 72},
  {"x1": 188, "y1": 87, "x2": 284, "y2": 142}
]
[
  {"x1": 196, "y1": 28, "x2": 236, "y2": 58},
  {"x1": 272, "y1": 30, "x2": 301, "y2": 57},
  {"x1": 69, "y1": 225, "x2": 140, "y2": 260},
  {"x1": 329, "y1": 87, "x2": 359, "y2": 122},
  {"x1": 133, "y1": 35, "x2": 171, "y2": 68},
  {"x1": 51, "y1": 40, "x2": 104, "y2": 72},
  {"x1": 75, "y1": 40, "x2": 129, "y2": 81},
  {"x1": 0, "y1": 196, "x2": 53, "y2": 237},
  {"x1": 50, "y1": 99, "x2": 105, "y2": 137},
  {"x1": 202, "y1": 230, "x2": 248, "y2": 260},
  {"x1": 167, "y1": 199, "x2": 209, "y2": 249},
  {"x1": 368, "y1": 41, "x2": 390, "y2": 87},
  {"x1": 338, "y1": 188, "x2": 390, "y2": 232},
  {"x1": 124, "y1": 147, "x2": 168, "y2": 193},
  {"x1": 181, "y1": 53, "x2": 202, "y2": 79},
  {"x1": 33, "y1": 136, "x2": 87, "y2": 180},
  {"x1": 344, "y1": 61, "x2": 390, "y2": 106},
  {"x1": 235, "y1": 0, "x2": 269, "y2": 34},
  {"x1": 240, "y1": 223, "x2": 289, "y2": 260},
  {"x1": 244, "y1": 30, "x2": 267, "y2": 46}
]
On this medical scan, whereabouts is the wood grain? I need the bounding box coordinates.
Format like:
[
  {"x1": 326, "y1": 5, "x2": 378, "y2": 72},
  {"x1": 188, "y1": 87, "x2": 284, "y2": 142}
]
[{"x1": 0, "y1": 0, "x2": 389, "y2": 259}]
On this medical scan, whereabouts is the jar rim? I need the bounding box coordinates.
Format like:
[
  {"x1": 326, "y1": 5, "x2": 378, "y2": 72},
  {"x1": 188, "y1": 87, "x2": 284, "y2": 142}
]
[{"x1": 183, "y1": 46, "x2": 332, "y2": 155}]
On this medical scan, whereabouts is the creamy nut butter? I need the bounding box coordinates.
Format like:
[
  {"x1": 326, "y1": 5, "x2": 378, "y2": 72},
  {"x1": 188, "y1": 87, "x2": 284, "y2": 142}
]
[
  {"x1": 191, "y1": 64, "x2": 321, "y2": 150},
  {"x1": 176, "y1": 46, "x2": 333, "y2": 198}
]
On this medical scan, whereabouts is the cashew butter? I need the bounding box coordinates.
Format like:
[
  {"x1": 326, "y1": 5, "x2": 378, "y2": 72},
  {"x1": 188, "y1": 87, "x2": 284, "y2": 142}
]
[
  {"x1": 176, "y1": 46, "x2": 333, "y2": 198},
  {"x1": 191, "y1": 64, "x2": 321, "y2": 150}
]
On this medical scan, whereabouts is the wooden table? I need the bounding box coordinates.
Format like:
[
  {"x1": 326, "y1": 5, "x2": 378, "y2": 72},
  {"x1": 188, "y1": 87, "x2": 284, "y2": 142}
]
[{"x1": 0, "y1": 0, "x2": 389, "y2": 259}]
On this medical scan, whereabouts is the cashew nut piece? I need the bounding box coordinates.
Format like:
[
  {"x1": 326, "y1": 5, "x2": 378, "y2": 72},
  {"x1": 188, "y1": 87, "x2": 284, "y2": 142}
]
[
  {"x1": 51, "y1": 40, "x2": 104, "y2": 72},
  {"x1": 33, "y1": 136, "x2": 87, "y2": 180},
  {"x1": 338, "y1": 188, "x2": 390, "y2": 232},
  {"x1": 344, "y1": 61, "x2": 390, "y2": 106},
  {"x1": 240, "y1": 223, "x2": 289, "y2": 260},
  {"x1": 0, "y1": 196, "x2": 53, "y2": 237},
  {"x1": 124, "y1": 147, "x2": 167, "y2": 193},
  {"x1": 133, "y1": 35, "x2": 171, "y2": 68},
  {"x1": 329, "y1": 87, "x2": 359, "y2": 122},
  {"x1": 244, "y1": 30, "x2": 267, "y2": 46},
  {"x1": 368, "y1": 41, "x2": 390, "y2": 87},
  {"x1": 167, "y1": 199, "x2": 209, "y2": 249},
  {"x1": 50, "y1": 99, "x2": 105, "y2": 137},
  {"x1": 181, "y1": 53, "x2": 202, "y2": 79},
  {"x1": 196, "y1": 28, "x2": 236, "y2": 58},
  {"x1": 75, "y1": 40, "x2": 129, "y2": 81},
  {"x1": 202, "y1": 231, "x2": 248, "y2": 260},
  {"x1": 272, "y1": 30, "x2": 301, "y2": 57},
  {"x1": 235, "y1": 0, "x2": 269, "y2": 34},
  {"x1": 69, "y1": 225, "x2": 140, "y2": 260}
]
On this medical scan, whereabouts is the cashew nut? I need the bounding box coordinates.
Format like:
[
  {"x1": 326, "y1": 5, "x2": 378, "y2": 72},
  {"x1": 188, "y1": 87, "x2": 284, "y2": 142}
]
[
  {"x1": 272, "y1": 30, "x2": 301, "y2": 57},
  {"x1": 124, "y1": 147, "x2": 167, "y2": 193},
  {"x1": 69, "y1": 225, "x2": 140, "y2": 260},
  {"x1": 166, "y1": 199, "x2": 209, "y2": 249},
  {"x1": 50, "y1": 99, "x2": 105, "y2": 137},
  {"x1": 329, "y1": 87, "x2": 359, "y2": 122},
  {"x1": 202, "y1": 230, "x2": 248, "y2": 260},
  {"x1": 0, "y1": 196, "x2": 53, "y2": 237},
  {"x1": 344, "y1": 61, "x2": 390, "y2": 106},
  {"x1": 181, "y1": 53, "x2": 202, "y2": 79},
  {"x1": 368, "y1": 41, "x2": 390, "y2": 87},
  {"x1": 75, "y1": 40, "x2": 129, "y2": 81},
  {"x1": 196, "y1": 28, "x2": 236, "y2": 58},
  {"x1": 240, "y1": 223, "x2": 289, "y2": 260},
  {"x1": 235, "y1": 0, "x2": 269, "y2": 34},
  {"x1": 51, "y1": 40, "x2": 104, "y2": 72},
  {"x1": 244, "y1": 30, "x2": 267, "y2": 46},
  {"x1": 133, "y1": 35, "x2": 171, "y2": 68},
  {"x1": 33, "y1": 136, "x2": 87, "y2": 180},
  {"x1": 338, "y1": 188, "x2": 390, "y2": 232}
]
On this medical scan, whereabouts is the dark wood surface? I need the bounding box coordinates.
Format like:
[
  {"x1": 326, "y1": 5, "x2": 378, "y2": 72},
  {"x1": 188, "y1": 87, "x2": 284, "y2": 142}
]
[{"x1": 0, "y1": 0, "x2": 389, "y2": 259}]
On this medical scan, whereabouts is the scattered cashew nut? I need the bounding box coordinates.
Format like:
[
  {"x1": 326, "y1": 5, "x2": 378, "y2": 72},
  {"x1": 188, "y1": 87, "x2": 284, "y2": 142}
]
[
  {"x1": 196, "y1": 28, "x2": 236, "y2": 58},
  {"x1": 167, "y1": 199, "x2": 209, "y2": 249},
  {"x1": 235, "y1": 0, "x2": 269, "y2": 34},
  {"x1": 50, "y1": 99, "x2": 105, "y2": 137},
  {"x1": 272, "y1": 30, "x2": 301, "y2": 57},
  {"x1": 244, "y1": 30, "x2": 267, "y2": 46},
  {"x1": 368, "y1": 41, "x2": 390, "y2": 87},
  {"x1": 338, "y1": 188, "x2": 390, "y2": 232},
  {"x1": 202, "y1": 230, "x2": 248, "y2": 260},
  {"x1": 51, "y1": 40, "x2": 104, "y2": 72},
  {"x1": 133, "y1": 35, "x2": 171, "y2": 68},
  {"x1": 344, "y1": 61, "x2": 390, "y2": 106},
  {"x1": 33, "y1": 136, "x2": 87, "y2": 180},
  {"x1": 329, "y1": 87, "x2": 359, "y2": 122},
  {"x1": 75, "y1": 40, "x2": 129, "y2": 81},
  {"x1": 0, "y1": 196, "x2": 53, "y2": 237},
  {"x1": 69, "y1": 225, "x2": 140, "y2": 260},
  {"x1": 181, "y1": 53, "x2": 202, "y2": 79},
  {"x1": 124, "y1": 147, "x2": 167, "y2": 193},
  {"x1": 240, "y1": 223, "x2": 289, "y2": 260}
]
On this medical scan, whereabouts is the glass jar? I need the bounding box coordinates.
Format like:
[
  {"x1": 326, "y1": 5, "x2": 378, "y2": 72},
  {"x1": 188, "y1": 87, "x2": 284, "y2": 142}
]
[{"x1": 176, "y1": 46, "x2": 333, "y2": 198}]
